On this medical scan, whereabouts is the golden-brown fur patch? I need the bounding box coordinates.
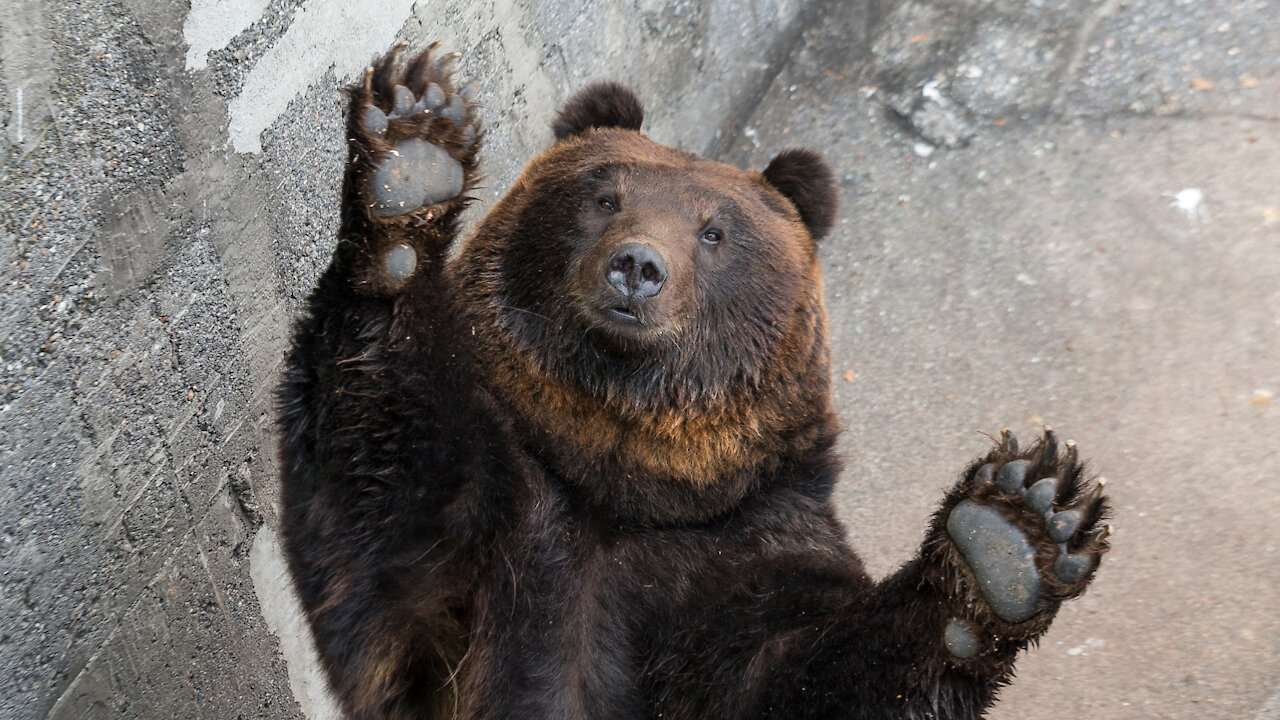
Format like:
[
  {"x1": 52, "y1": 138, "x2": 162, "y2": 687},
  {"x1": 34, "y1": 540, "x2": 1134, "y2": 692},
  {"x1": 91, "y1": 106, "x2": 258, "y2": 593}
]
[{"x1": 453, "y1": 130, "x2": 837, "y2": 488}]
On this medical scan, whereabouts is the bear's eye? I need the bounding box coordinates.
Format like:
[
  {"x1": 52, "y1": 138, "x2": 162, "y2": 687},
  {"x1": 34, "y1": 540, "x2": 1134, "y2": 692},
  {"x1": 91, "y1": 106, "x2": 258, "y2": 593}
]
[
  {"x1": 700, "y1": 228, "x2": 724, "y2": 246},
  {"x1": 597, "y1": 196, "x2": 618, "y2": 212}
]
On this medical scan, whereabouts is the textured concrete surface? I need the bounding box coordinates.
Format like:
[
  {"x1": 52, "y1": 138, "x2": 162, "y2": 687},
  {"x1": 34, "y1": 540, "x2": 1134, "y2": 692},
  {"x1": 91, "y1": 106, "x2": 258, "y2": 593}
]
[{"x1": 0, "y1": 0, "x2": 1276, "y2": 718}]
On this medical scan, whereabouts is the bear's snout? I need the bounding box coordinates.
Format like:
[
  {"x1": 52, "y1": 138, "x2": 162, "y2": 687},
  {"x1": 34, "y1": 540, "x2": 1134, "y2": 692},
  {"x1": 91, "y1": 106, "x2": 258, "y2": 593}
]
[{"x1": 607, "y1": 242, "x2": 667, "y2": 302}]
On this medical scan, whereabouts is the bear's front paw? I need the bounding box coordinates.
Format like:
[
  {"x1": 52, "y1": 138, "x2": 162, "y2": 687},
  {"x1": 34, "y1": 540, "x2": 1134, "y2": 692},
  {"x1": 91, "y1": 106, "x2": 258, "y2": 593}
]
[
  {"x1": 938, "y1": 428, "x2": 1111, "y2": 657},
  {"x1": 352, "y1": 42, "x2": 480, "y2": 225}
]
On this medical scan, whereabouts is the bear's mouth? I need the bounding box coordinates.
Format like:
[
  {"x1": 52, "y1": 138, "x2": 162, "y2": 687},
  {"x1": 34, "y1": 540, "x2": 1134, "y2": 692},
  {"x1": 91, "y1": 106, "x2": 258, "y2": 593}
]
[{"x1": 606, "y1": 306, "x2": 641, "y2": 325}]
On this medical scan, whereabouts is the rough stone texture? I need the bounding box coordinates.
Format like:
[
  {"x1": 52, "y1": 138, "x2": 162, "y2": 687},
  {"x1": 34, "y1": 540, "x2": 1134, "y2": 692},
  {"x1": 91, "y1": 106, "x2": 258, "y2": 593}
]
[{"x1": 0, "y1": 0, "x2": 1276, "y2": 718}]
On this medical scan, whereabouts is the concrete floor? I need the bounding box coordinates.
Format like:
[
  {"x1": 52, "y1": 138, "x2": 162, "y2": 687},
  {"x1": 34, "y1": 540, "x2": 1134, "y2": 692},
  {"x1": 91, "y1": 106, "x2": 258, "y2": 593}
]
[{"x1": 1, "y1": 0, "x2": 1276, "y2": 718}]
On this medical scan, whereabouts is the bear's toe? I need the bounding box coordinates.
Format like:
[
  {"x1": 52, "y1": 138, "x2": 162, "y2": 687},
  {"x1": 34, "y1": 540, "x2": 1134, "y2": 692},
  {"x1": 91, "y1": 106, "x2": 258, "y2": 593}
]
[
  {"x1": 363, "y1": 105, "x2": 389, "y2": 137},
  {"x1": 1053, "y1": 552, "x2": 1093, "y2": 583},
  {"x1": 944, "y1": 428, "x2": 1111, "y2": 630}
]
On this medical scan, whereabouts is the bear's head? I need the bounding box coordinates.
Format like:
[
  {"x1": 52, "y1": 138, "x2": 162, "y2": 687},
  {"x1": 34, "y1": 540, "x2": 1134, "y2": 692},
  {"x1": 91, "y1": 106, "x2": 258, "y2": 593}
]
[{"x1": 455, "y1": 83, "x2": 841, "y2": 522}]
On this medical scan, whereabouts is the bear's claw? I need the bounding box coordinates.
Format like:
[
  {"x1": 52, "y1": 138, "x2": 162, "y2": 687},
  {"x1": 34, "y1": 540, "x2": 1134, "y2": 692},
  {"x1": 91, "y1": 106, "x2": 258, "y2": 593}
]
[
  {"x1": 1000, "y1": 427, "x2": 1018, "y2": 454},
  {"x1": 942, "y1": 428, "x2": 1111, "y2": 646},
  {"x1": 352, "y1": 43, "x2": 480, "y2": 221}
]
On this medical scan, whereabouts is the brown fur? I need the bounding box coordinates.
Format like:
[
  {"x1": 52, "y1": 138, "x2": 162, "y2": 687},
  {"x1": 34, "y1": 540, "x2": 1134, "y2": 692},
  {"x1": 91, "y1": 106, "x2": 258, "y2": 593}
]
[
  {"x1": 453, "y1": 130, "x2": 837, "y2": 516},
  {"x1": 281, "y1": 54, "x2": 1110, "y2": 719}
]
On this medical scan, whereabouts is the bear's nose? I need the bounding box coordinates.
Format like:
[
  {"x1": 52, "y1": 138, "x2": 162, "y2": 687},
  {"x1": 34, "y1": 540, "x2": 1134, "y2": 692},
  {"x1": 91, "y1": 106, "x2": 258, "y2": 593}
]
[{"x1": 607, "y1": 242, "x2": 667, "y2": 300}]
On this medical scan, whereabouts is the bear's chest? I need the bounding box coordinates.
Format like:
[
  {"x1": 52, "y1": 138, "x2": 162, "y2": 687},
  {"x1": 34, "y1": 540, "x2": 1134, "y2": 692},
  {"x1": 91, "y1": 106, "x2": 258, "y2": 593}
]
[{"x1": 461, "y1": 486, "x2": 654, "y2": 719}]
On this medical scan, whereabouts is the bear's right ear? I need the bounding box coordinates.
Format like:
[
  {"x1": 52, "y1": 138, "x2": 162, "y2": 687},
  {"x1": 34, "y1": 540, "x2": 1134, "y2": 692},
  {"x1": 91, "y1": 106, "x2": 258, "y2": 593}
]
[{"x1": 552, "y1": 82, "x2": 645, "y2": 140}]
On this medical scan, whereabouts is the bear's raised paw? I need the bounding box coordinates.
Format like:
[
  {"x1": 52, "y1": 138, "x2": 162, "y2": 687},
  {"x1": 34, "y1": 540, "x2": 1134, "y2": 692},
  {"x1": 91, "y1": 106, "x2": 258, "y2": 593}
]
[
  {"x1": 940, "y1": 428, "x2": 1111, "y2": 657},
  {"x1": 352, "y1": 42, "x2": 480, "y2": 223}
]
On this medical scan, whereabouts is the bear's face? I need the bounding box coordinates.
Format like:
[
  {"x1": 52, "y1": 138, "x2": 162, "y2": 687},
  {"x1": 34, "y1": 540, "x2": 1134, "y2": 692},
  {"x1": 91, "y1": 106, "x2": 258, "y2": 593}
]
[
  {"x1": 570, "y1": 150, "x2": 806, "y2": 350},
  {"x1": 489, "y1": 131, "x2": 818, "y2": 404},
  {"x1": 454, "y1": 84, "x2": 839, "y2": 502}
]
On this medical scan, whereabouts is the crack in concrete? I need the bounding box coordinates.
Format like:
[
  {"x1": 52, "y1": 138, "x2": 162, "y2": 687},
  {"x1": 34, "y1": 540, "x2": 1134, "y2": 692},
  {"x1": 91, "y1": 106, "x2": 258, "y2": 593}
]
[
  {"x1": 194, "y1": 539, "x2": 251, "y2": 692},
  {"x1": 42, "y1": 516, "x2": 208, "y2": 718},
  {"x1": 708, "y1": 0, "x2": 898, "y2": 161},
  {"x1": 986, "y1": 108, "x2": 1280, "y2": 132},
  {"x1": 42, "y1": 623, "x2": 122, "y2": 720},
  {"x1": 1050, "y1": 0, "x2": 1123, "y2": 113},
  {"x1": 1255, "y1": 683, "x2": 1280, "y2": 720}
]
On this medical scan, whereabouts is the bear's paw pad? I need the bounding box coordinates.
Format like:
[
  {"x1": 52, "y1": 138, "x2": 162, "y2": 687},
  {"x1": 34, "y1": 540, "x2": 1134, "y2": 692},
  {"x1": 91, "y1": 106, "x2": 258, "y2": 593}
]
[
  {"x1": 946, "y1": 500, "x2": 1041, "y2": 623},
  {"x1": 382, "y1": 243, "x2": 417, "y2": 281},
  {"x1": 943, "y1": 618, "x2": 982, "y2": 659},
  {"x1": 369, "y1": 138, "x2": 464, "y2": 218},
  {"x1": 945, "y1": 428, "x2": 1111, "y2": 626}
]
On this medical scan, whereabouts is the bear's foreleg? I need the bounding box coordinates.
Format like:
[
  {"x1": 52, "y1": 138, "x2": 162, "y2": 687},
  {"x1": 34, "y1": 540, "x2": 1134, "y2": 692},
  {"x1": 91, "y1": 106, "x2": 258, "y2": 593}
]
[
  {"x1": 802, "y1": 429, "x2": 1111, "y2": 718},
  {"x1": 732, "y1": 430, "x2": 1109, "y2": 719},
  {"x1": 920, "y1": 428, "x2": 1111, "y2": 666},
  {"x1": 278, "y1": 43, "x2": 493, "y2": 720}
]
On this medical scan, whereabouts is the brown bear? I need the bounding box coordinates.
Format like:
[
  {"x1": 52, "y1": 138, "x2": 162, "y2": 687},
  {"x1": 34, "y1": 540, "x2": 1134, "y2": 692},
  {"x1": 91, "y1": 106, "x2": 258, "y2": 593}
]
[{"x1": 278, "y1": 43, "x2": 1111, "y2": 720}]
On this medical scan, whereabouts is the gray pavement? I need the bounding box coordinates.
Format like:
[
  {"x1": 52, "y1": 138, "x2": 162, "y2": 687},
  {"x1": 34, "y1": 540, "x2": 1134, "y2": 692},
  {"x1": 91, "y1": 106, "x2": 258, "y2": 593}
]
[{"x1": 1, "y1": 0, "x2": 1276, "y2": 718}]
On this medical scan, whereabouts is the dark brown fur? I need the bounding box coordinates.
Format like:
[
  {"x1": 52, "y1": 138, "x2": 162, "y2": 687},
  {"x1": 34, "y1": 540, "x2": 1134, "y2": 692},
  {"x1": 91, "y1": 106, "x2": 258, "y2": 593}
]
[
  {"x1": 553, "y1": 81, "x2": 646, "y2": 140},
  {"x1": 452, "y1": 130, "x2": 836, "y2": 523},
  {"x1": 278, "y1": 45, "x2": 1109, "y2": 720}
]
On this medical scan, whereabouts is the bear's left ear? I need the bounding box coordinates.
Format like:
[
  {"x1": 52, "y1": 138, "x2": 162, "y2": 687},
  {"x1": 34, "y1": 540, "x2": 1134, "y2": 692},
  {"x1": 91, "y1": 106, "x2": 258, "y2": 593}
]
[
  {"x1": 762, "y1": 148, "x2": 840, "y2": 241},
  {"x1": 552, "y1": 81, "x2": 645, "y2": 140}
]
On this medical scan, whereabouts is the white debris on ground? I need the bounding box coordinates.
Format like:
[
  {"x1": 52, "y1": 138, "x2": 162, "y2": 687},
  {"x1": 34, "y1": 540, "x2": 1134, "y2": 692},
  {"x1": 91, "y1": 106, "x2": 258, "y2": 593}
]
[{"x1": 1164, "y1": 187, "x2": 1211, "y2": 223}]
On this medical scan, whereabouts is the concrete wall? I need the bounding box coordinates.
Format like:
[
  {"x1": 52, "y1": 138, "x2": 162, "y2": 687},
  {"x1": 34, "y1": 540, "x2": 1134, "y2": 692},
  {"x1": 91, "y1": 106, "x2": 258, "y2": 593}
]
[{"x1": 0, "y1": 0, "x2": 823, "y2": 716}]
